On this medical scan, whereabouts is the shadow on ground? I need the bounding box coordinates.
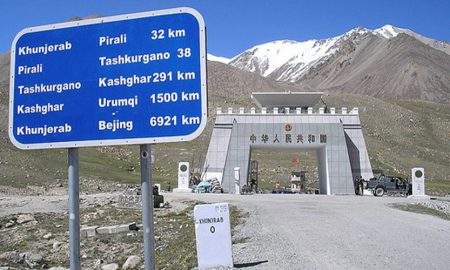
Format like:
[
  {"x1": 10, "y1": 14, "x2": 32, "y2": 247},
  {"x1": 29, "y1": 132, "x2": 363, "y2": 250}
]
[{"x1": 234, "y1": 260, "x2": 269, "y2": 268}]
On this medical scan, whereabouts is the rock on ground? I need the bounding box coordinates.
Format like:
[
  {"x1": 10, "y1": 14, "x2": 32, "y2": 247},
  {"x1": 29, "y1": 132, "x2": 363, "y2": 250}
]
[
  {"x1": 101, "y1": 263, "x2": 119, "y2": 270},
  {"x1": 5, "y1": 221, "x2": 14, "y2": 228},
  {"x1": 0, "y1": 251, "x2": 20, "y2": 263},
  {"x1": 52, "y1": 241, "x2": 61, "y2": 250},
  {"x1": 16, "y1": 214, "x2": 35, "y2": 224},
  {"x1": 417, "y1": 200, "x2": 450, "y2": 215},
  {"x1": 20, "y1": 252, "x2": 43, "y2": 268},
  {"x1": 122, "y1": 255, "x2": 141, "y2": 269},
  {"x1": 43, "y1": 232, "x2": 53, "y2": 239}
]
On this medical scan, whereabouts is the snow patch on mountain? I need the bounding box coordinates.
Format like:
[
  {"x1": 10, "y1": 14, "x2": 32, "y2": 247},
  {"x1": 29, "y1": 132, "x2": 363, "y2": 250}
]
[
  {"x1": 373, "y1": 24, "x2": 403, "y2": 38},
  {"x1": 207, "y1": 54, "x2": 231, "y2": 64},
  {"x1": 230, "y1": 38, "x2": 339, "y2": 77}
]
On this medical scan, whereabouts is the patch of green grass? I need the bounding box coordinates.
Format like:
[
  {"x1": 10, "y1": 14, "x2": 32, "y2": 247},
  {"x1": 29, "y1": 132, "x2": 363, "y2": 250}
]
[
  {"x1": 392, "y1": 203, "x2": 450, "y2": 221},
  {"x1": 251, "y1": 150, "x2": 320, "y2": 191},
  {"x1": 156, "y1": 205, "x2": 197, "y2": 270},
  {"x1": 35, "y1": 212, "x2": 67, "y2": 232},
  {"x1": 230, "y1": 205, "x2": 249, "y2": 244},
  {"x1": 233, "y1": 237, "x2": 250, "y2": 244},
  {"x1": 230, "y1": 205, "x2": 248, "y2": 228},
  {"x1": 426, "y1": 180, "x2": 450, "y2": 196},
  {"x1": 18, "y1": 240, "x2": 28, "y2": 248},
  {"x1": 323, "y1": 94, "x2": 450, "y2": 182},
  {"x1": 390, "y1": 100, "x2": 450, "y2": 153}
]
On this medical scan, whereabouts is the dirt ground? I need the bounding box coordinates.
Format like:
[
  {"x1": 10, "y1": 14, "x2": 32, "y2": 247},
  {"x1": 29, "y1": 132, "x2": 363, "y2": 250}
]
[{"x1": 0, "y1": 185, "x2": 200, "y2": 270}]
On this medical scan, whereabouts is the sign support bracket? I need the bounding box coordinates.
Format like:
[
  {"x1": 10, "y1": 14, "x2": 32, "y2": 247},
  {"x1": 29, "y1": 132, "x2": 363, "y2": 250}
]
[
  {"x1": 68, "y1": 148, "x2": 80, "y2": 270},
  {"x1": 140, "y1": 144, "x2": 155, "y2": 270}
]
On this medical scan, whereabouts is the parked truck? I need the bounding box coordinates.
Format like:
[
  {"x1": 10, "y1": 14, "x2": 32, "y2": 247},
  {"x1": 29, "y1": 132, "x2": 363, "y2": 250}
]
[{"x1": 360, "y1": 174, "x2": 412, "y2": 197}]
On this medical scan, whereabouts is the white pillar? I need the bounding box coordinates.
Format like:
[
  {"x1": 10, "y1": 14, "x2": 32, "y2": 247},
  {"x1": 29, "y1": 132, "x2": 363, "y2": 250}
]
[
  {"x1": 234, "y1": 167, "x2": 240, "y2": 195},
  {"x1": 174, "y1": 162, "x2": 192, "y2": 193},
  {"x1": 409, "y1": 168, "x2": 430, "y2": 199}
]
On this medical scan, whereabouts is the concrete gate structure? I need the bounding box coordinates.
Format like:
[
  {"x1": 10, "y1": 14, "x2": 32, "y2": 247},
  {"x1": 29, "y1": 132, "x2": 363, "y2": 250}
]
[{"x1": 203, "y1": 92, "x2": 373, "y2": 195}]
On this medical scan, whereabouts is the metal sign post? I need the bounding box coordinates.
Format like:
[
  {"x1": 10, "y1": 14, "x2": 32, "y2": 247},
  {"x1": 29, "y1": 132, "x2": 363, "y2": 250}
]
[
  {"x1": 68, "y1": 148, "x2": 80, "y2": 269},
  {"x1": 140, "y1": 144, "x2": 155, "y2": 270}
]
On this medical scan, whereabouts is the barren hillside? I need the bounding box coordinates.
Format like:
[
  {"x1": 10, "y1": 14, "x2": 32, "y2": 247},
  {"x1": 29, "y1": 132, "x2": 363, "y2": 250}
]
[{"x1": 300, "y1": 33, "x2": 450, "y2": 103}]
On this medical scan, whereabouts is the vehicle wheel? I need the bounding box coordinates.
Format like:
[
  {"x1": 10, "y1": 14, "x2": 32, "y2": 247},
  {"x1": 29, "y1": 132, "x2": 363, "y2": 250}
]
[{"x1": 375, "y1": 187, "x2": 384, "y2": 197}]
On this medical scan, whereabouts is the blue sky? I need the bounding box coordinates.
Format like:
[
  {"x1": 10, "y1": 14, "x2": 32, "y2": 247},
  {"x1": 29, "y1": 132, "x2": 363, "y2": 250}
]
[{"x1": 1, "y1": 0, "x2": 449, "y2": 58}]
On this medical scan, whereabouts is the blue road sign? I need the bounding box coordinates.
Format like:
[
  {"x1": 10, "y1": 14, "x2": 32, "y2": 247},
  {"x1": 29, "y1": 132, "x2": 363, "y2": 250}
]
[{"x1": 9, "y1": 8, "x2": 207, "y2": 149}]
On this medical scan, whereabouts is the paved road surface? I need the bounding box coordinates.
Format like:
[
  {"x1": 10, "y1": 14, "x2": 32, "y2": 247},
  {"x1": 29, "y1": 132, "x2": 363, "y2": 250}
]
[{"x1": 168, "y1": 193, "x2": 450, "y2": 270}]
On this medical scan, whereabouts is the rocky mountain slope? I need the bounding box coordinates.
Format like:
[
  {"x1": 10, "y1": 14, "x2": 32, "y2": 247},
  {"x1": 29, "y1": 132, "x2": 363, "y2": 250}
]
[
  {"x1": 373, "y1": 25, "x2": 450, "y2": 55},
  {"x1": 227, "y1": 25, "x2": 450, "y2": 103},
  {"x1": 300, "y1": 33, "x2": 450, "y2": 103},
  {"x1": 0, "y1": 52, "x2": 9, "y2": 83}
]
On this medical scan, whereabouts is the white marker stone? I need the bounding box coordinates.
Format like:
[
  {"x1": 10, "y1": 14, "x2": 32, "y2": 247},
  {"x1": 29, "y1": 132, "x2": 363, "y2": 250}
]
[
  {"x1": 174, "y1": 162, "x2": 192, "y2": 192},
  {"x1": 409, "y1": 167, "x2": 430, "y2": 199},
  {"x1": 412, "y1": 167, "x2": 425, "y2": 196},
  {"x1": 194, "y1": 203, "x2": 233, "y2": 269}
]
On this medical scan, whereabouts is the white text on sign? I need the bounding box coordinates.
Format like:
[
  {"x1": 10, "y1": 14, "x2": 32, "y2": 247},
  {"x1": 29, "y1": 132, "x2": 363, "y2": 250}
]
[
  {"x1": 99, "y1": 34, "x2": 127, "y2": 46},
  {"x1": 151, "y1": 28, "x2": 186, "y2": 40}
]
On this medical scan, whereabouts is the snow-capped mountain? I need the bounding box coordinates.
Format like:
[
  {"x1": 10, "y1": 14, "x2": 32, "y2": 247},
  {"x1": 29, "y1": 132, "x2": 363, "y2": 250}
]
[{"x1": 228, "y1": 25, "x2": 450, "y2": 83}]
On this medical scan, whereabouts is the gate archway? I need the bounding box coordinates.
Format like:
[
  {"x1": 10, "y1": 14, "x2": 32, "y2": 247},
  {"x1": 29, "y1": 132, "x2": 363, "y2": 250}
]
[{"x1": 203, "y1": 92, "x2": 373, "y2": 195}]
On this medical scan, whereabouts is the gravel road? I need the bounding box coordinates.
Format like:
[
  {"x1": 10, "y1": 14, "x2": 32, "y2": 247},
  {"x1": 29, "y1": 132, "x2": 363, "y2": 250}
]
[{"x1": 167, "y1": 193, "x2": 450, "y2": 270}]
